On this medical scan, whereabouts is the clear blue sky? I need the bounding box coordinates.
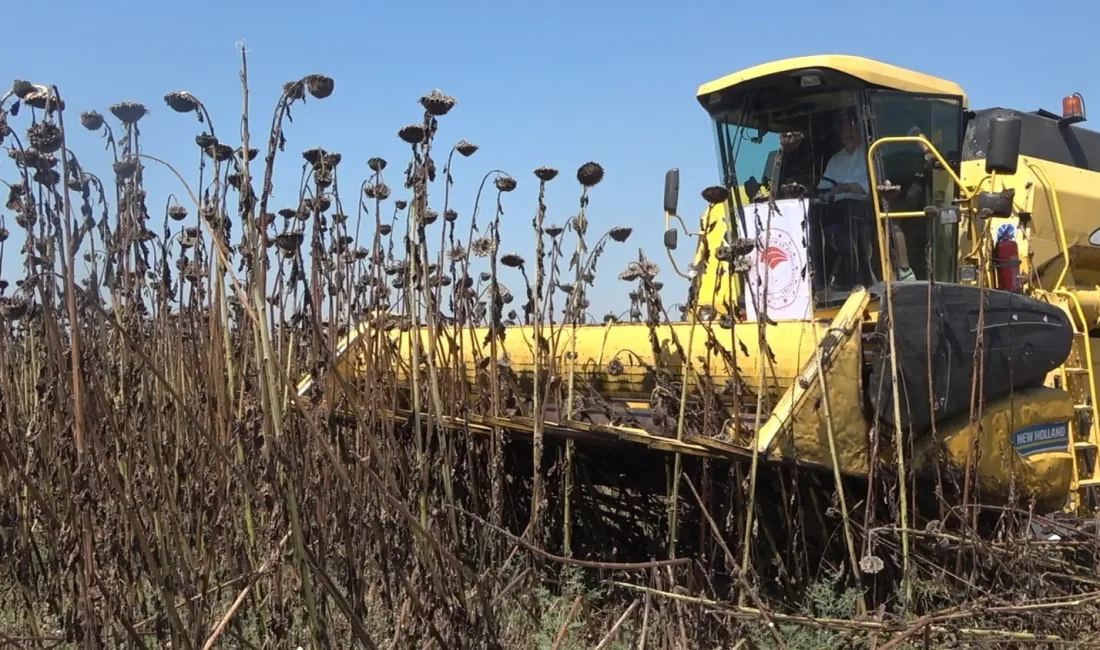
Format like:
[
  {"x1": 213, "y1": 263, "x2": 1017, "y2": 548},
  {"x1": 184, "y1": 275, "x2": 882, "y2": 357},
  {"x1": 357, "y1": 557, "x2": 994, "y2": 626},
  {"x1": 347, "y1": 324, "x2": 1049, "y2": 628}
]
[{"x1": 6, "y1": 0, "x2": 1100, "y2": 316}]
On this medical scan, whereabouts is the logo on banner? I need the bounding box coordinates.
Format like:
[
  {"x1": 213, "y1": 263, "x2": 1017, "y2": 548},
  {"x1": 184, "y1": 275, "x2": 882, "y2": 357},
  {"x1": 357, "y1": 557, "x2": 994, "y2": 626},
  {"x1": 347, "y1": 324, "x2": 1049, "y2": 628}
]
[{"x1": 753, "y1": 228, "x2": 803, "y2": 311}]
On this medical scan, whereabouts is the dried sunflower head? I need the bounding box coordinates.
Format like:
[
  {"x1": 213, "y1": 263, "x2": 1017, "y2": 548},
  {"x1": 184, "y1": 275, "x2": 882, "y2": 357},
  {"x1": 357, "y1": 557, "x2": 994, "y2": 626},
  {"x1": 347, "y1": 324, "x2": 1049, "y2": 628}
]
[
  {"x1": 109, "y1": 101, "x2": 148, "y2": 125},
  {"x1": 544, "y1": 224, "x2": 563, "y2": 238},
  {"x1": 422, "y1": 210, "x2": 438, "y2": 225},
  {"x1": 444, "y1": 209, "x2": 458, "y2": 223},
  {"x1": 302, "y1": 147, "x2": 325, "y2": 167},
  {"x1": 501, "y1": 253, "x2": 525, "y2": 268},
  {"x1": 312, "y1": 168, "x2": 332, "y2": 189},
  {"x1": 168, "y1": 205, "x2": 189, "y2": 222},
  {"x1": 26, "y1": 122, "x2": 62, "y2": 155},
  {"x1": 448, "y1": 245, "x2": 467, "y2": 262},
  {"x1": 15, "y1": 210, "x2": 36, "y2": 229},
  {"x1": 179, "y1": 227, "x2": 200, "y2": 249},
  {"x1": 859, "y1": 555, "x2": 885, "y2": 574},
  {"x1": 304, "y1": 74, "x2": 335, "y2": 99},
  {"x1": 395, "y1": 200, "x2": 408, "y2": 210},
  {"x1": 0, "y1": 297, "x2": 29, "y2": 321},
  {"x1": 534, "y1": 167, "x2": 559, "y2": 182},
  {"x1": 33, "y1": 168, "x2": 60, "y2": 186},
  {"x1": 79, "y1": 111, "x2": 104, "y2": 131},
  {"x1": 0, "y1": 227, "x2": 9, "y2": 243},
  {"x1": 9, "y1": 149, "x2": 35, "y2": 168},
  {"x1": 455, "y1": 140, "x2": 478, "y2": 157},
  {"x1": 195, "y1": 133, "x2": 217, "y2": 150},
  {"x1": 364, "y1": 183, "x2": 391, "y2": 201},
  {"x1": 324, "y1": 152, "x2": 342, "y2": 168},
  {"x1": 378, "y1": 223, "x2": 393, "y2": 236},
  {"x1": 66, "y1": 176, "x2": 87, "y2": 193},
  {"x1": 24, "y1": 86, "x2": 63, "y2": 111},
  {"x1": 731, "y1": 237, "x2": 755, "y2": 257},
  {"x1": 368, "y1": 157, "x2": 387, "y2": 173},
  {"x1": 471, "y1": 237, "x2": 496, "y2": 258},
  {"x1": 278, "y1": 208, "x2": 297, "y2": 220},
  {"x1": 207, "y1": 143, "x2": 234, "y2": 162},
  {"x1": 494, "y1": 175, "x2": 517, "y2": 193},
  {"x1": 701, "y1": 186, "x2": 730, "y2": 205},
  {"x1": 275, "y1": 232, "x2": 304, "y2": 252},
  {"x1": 577, "y1": 162, "x2": 604, "y2": 188},
  {"x1": 419, "y1": 89, "x2": 456, "y2": 117},
  {"x1": 237, "y1": 147, "x2": 259, "y2": 162},
  {"x1": 164, "y1": 91, "x2": 200, "y2": 114},
  {"x1": 609, "y1": 226, "x2": 632, "y2": 243},
  {"x1": 398, "y1": 124, "x2": 425, "y2": 145},
  {"x1": 11, "y1": 80, "x2": 35, "y2": 99}
]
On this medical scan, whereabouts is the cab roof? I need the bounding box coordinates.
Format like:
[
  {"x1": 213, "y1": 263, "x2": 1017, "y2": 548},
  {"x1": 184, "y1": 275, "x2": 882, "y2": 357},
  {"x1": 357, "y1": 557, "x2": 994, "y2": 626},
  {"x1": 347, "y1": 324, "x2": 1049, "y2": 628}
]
[{"x1": 696, "y1": 54, "x2": 968, "y2": 107}]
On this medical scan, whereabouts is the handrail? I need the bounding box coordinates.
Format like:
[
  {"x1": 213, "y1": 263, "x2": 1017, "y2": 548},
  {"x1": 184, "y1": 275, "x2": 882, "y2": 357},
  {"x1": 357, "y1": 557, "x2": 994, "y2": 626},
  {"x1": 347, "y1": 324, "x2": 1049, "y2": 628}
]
[
  {"x1": 865, "y1": 135, "x2": 973, "y2": 282},
  {"x1": 1053, "y1": 289, "x2": 1100, "y2": 507},
  {"x1": 1025, "y1": 160, "x2": 1073, "y2": 291},
  {"x1": 866, "y1": 135, "x2": 974, "y2": 211},
  {"x1": 1055, "y1": 289, "x2": 1099, "y2": 412}
]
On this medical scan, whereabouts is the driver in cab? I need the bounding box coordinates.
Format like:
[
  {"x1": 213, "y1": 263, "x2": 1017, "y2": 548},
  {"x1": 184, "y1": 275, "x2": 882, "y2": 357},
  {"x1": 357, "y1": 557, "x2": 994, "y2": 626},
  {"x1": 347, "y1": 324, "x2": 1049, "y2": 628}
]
[
  {"x1": 814, "y1": 111, "x2": 915, "y2": 287},
  {"x1": 818, "y1": 114, "x2": 868, "y2": 201}
]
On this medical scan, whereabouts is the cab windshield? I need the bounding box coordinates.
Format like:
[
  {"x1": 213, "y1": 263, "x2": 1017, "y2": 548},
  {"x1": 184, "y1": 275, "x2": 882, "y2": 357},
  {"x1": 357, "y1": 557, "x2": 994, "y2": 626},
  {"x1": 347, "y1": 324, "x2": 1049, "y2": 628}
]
[{"x1": 713, "y1": 87, "x2": 963, "y2": 307}]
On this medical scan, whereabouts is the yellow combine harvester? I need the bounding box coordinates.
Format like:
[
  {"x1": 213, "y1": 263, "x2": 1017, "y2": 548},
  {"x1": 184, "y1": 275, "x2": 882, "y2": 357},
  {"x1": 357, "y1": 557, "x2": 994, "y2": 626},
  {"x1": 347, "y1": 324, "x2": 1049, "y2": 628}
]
[{"x1": 304, "y1": 54, "x2": 1100, "y2": 518}]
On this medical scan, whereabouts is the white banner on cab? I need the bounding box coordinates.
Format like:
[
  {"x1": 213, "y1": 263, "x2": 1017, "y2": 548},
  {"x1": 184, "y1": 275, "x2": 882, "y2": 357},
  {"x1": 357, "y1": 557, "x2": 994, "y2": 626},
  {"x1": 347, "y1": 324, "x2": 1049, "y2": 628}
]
[{"x1": 740, "y1": 198, "x2": 813, "y2": 323}]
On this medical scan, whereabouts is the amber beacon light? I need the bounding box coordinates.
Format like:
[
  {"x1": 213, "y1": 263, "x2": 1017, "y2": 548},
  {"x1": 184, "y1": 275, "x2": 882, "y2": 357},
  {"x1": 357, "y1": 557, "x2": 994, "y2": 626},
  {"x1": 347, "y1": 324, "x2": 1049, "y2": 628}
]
[{"x1": 1062, "y1": 92, "x2": 1086, "y2": 126}]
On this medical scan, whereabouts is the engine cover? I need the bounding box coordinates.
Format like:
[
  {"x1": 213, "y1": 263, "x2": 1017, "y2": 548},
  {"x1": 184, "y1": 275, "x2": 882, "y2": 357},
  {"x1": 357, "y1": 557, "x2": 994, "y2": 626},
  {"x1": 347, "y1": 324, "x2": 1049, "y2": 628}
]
[{"x1": 866, "y1": 282, "x2": 1073, "y2": 435}]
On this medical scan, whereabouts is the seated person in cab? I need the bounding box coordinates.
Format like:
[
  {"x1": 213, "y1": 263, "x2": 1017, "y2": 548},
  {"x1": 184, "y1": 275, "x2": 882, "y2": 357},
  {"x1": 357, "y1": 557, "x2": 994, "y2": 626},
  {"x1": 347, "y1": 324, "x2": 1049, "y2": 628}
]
[
  {"x1": 818, "y1": 112, "x2": 869, "y2": 202},
  {"x1": 813, "y1": 111, "x2": 915, "y2": 289}
]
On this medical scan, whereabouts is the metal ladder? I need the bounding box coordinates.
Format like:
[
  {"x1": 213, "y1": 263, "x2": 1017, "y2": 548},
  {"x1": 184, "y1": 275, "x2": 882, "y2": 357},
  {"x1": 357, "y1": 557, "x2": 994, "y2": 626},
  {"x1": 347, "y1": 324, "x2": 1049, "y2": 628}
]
[{"x1": 1053, "y1": 290, "x2": 1100, "y2": 512}]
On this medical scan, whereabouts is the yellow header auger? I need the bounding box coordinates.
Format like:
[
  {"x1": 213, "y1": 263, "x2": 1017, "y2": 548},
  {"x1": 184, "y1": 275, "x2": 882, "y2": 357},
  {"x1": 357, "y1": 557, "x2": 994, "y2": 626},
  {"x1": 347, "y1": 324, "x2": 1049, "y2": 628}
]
[{"x1": 301, "y1": 54, "x2": 1100, "y2": 525}]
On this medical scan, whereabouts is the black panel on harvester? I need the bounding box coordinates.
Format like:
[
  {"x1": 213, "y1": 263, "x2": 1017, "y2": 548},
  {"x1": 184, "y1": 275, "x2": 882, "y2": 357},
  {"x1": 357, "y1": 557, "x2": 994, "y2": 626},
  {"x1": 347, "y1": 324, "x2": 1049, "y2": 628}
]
[{"x1": 867, "y1": 282, "x2": 1074, "y2": 434}]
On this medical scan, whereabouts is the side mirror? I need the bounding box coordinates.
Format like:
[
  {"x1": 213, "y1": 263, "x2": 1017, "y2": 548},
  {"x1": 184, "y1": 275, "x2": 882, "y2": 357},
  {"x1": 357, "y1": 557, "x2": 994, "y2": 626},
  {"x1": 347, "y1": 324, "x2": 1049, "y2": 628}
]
[
  {"x1": 985, "y1": 115, "x2": 1022, "y2": 175},
  {"x1": 664, "y1": 228, "x2": 678, "y2": 250},
  {"x1": 663, "y1": 168, "x2": 680, "y2": 215}
]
